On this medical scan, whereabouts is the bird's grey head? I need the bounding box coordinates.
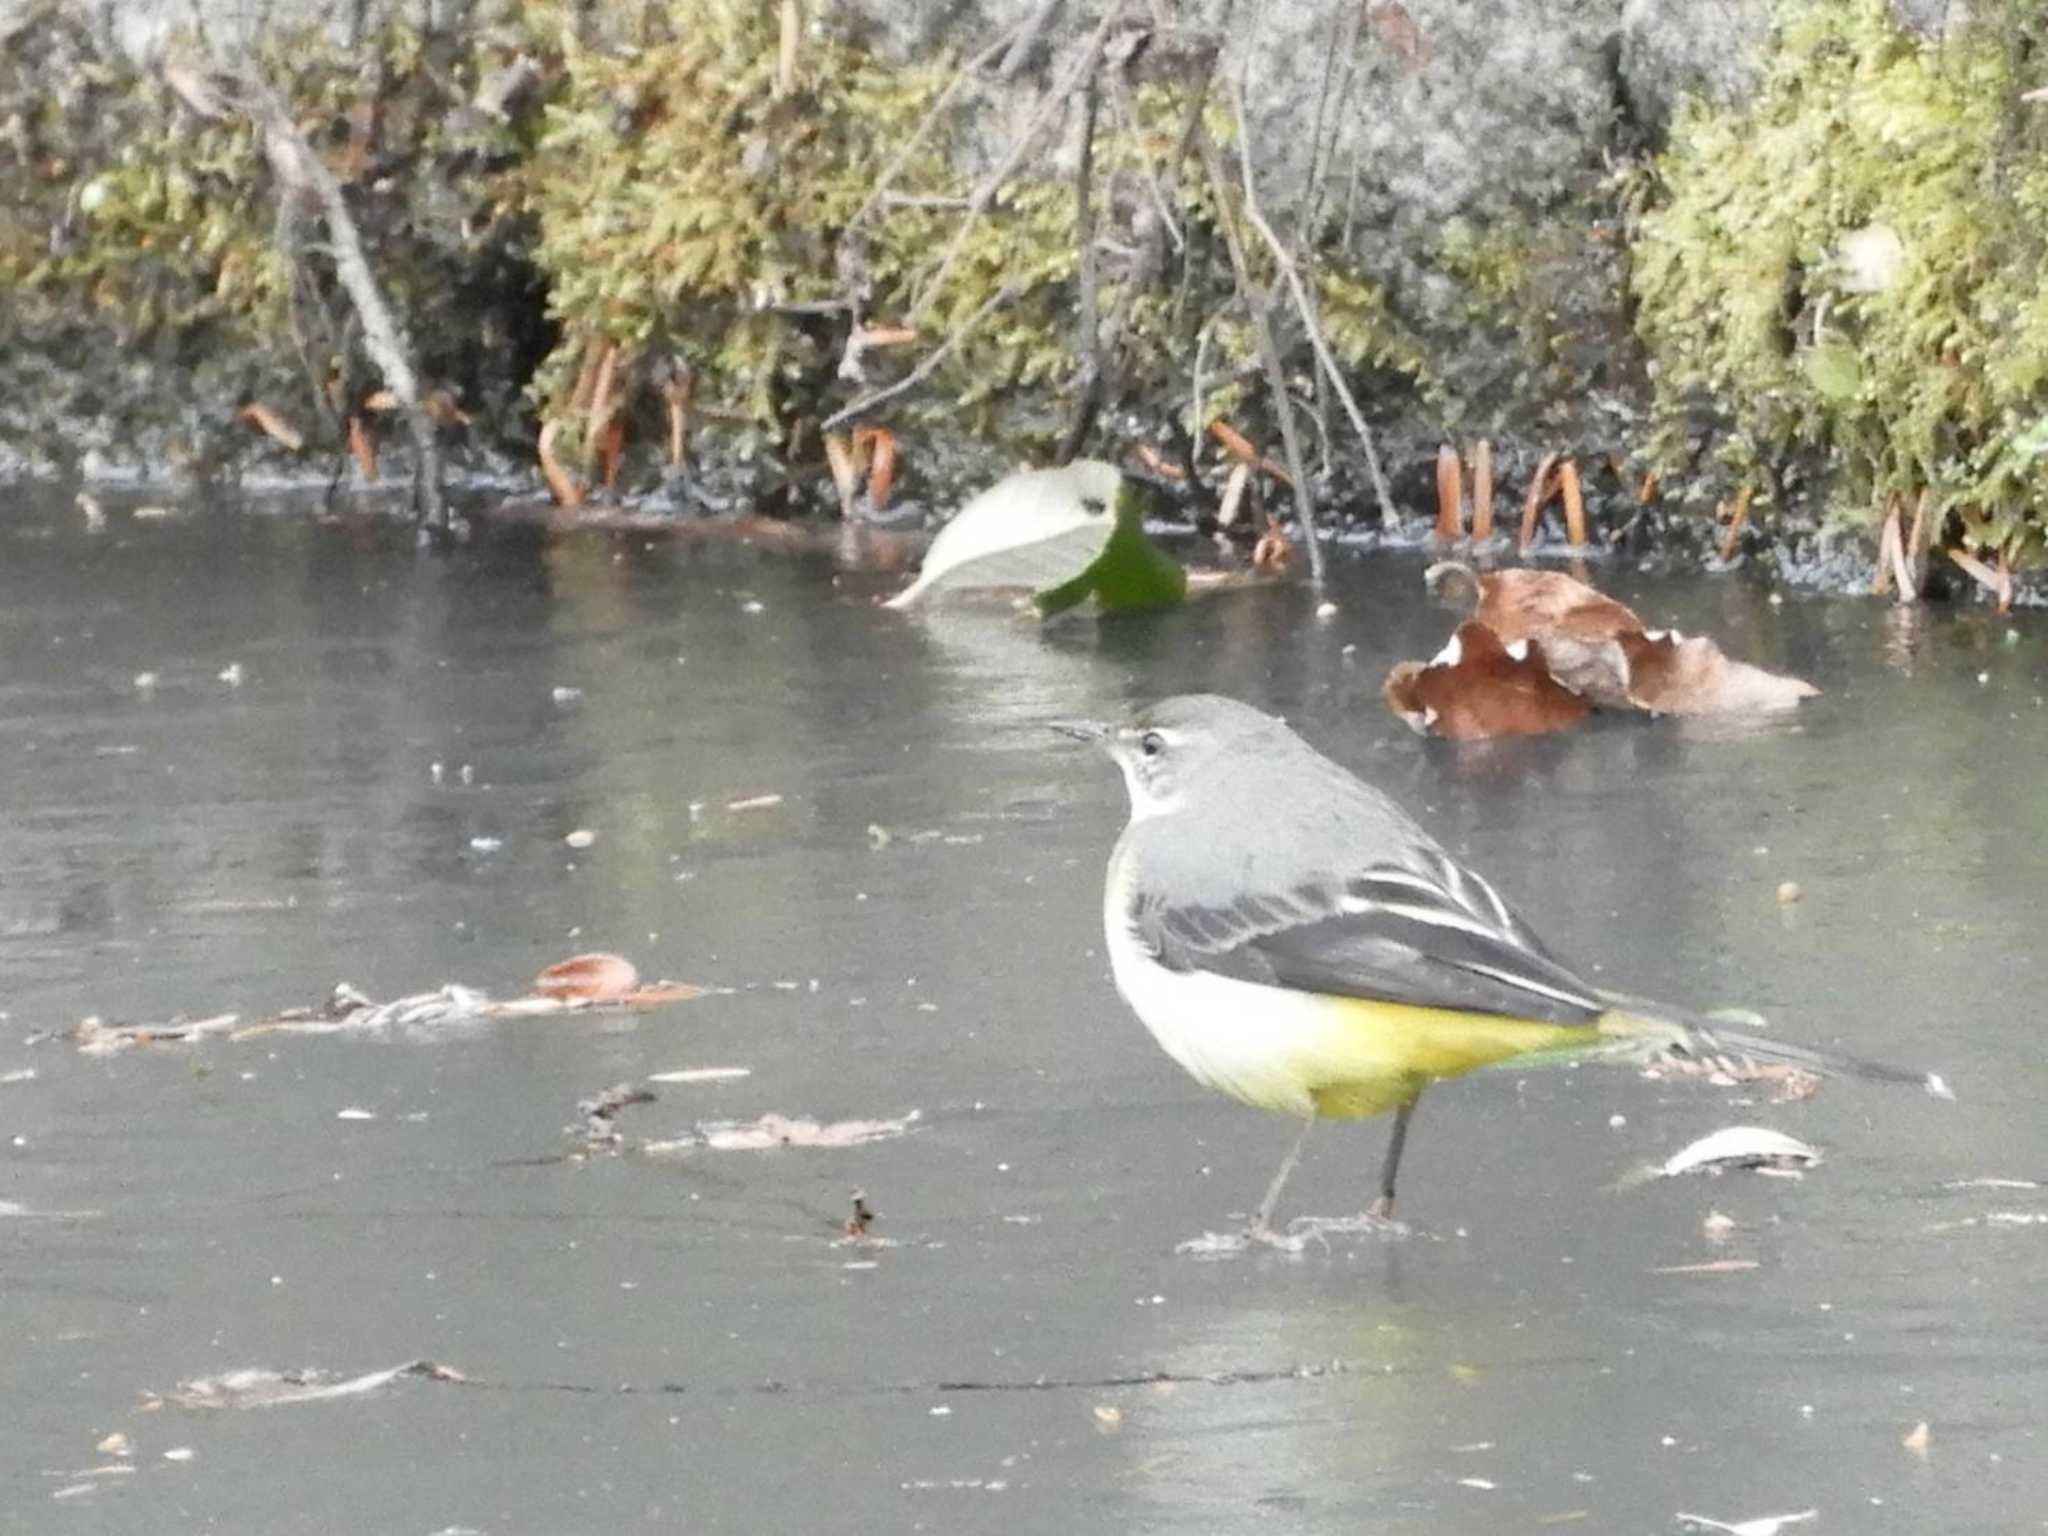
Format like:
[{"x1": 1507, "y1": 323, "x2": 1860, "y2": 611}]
[{"x1": 1056, "y1": 694, "x2": 1294, "y2": 820}]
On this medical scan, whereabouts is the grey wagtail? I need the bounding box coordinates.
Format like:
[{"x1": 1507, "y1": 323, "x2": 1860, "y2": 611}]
[{"x1": 1058, "y1": 693, "x2": 1947, "y2": 1252}]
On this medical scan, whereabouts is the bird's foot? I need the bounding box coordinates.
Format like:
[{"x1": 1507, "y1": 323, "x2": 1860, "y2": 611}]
[
  {"x1": 1283, "y1": 1208, "x2": 1410, "y2": 1242},
  {"x1": 1175, "y1": 1219, "x2": 1317, "y2": 1257}
]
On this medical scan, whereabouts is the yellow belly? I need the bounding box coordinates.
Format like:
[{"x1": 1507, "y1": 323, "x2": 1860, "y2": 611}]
[{"x1": 1108, "y1": 922, "x2": 1600, "y2": 1119}]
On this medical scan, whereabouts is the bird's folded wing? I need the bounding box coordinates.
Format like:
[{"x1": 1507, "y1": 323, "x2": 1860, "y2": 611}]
[{"x1": 1132, "y1": 850, "x2": 1606, "y2": 1025}]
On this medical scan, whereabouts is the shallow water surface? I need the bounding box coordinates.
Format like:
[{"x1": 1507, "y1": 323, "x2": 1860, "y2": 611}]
[{"x1": 3, "y1": 492, "x2": 2044, "y2": 1532}]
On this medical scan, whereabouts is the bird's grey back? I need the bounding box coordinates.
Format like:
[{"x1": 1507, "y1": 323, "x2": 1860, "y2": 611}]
[{"x1": 1117, "y1": 699, "x2": 1441, "y2": 904}]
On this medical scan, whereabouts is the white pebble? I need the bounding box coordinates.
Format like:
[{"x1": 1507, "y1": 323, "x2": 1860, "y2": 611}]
[{"x1": 565, "y1": 829, "x2": 597, "y2": 849}]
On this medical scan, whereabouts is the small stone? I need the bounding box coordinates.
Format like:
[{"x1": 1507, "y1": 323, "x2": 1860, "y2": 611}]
[
  {"x1": 1315, "y1": 601, "x2": 1339, "y2": 619},
  {"x1": 1776, "y1": 881, "x2": 1802, "y2": 905},
  {"x1": 565, "y1": 829, "x2": 597, "y2": 849}
]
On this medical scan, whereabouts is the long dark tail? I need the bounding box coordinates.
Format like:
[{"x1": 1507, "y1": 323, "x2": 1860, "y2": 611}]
[{"x1": 1592, "y1": 997, "x2": 1954, "y2": 1099}]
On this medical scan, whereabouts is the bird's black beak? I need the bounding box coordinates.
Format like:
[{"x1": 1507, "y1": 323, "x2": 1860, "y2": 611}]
[{"x1": 1050, "y1": 718, "x2": 1110, "y2": 744}]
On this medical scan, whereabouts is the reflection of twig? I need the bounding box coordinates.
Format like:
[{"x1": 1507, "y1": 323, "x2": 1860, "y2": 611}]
[
  {"x1": 822, "y1": 284, "x2": 1019, "y2": 431},
  {"x1": 1230, "y1": 81, "x2": 1396, "y2": 533},
  {"x1": 911, "y1": 2, "x2": 1125, "y2": 323}
]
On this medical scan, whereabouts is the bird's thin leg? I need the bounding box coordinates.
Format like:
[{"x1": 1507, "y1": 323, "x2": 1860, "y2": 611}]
[
  {"x1": 1367, "y1": 1096, "x2": 1418, "y2": 1222},
  {"x1": 1246, "y1": 1114, "x2": 1316, "y2": 1241}
]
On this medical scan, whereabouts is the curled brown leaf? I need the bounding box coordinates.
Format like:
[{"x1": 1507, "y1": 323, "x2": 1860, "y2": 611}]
[{"x1": 1382, "y1": 621, "x2": 1591, "y2": 740}]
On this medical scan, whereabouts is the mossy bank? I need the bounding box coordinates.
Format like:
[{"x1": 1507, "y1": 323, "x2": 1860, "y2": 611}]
[{"x1": 3, "y1": 0, "x2": 2046, "y2": 587}]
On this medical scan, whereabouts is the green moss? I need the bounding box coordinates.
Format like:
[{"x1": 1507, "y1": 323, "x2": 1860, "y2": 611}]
[
  {"x1": 0, "y1": 8, "x2": 536, "y2": 469},
  {"x1": 1630, "y1": 0, "x2": 2048, "y2": 561},
  {"x1": 506, "y1": 7, "x2": 1275, "y2": 468}
]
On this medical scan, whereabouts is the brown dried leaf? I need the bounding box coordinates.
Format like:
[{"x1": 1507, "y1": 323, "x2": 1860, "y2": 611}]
[
  {"x1": 1458, "y1": 566, "x2": 1643, "y2": 707},
  {"x1": 1251, "y1": 516, "x2": 1291, "y2": 571},
  {"x1": 346, "y1": 415, "x2": 379, "y2": 483},
  {"x1": 854, "y1": 425, "x2": 897, "y2": 510},
  {"x1": 1132, "y1": 443, "x2": 1186, "y2": 481},
  {"x1": 1382, "y1": 621, "x2": 1592, "y2": 740},
  {"x1": 236, "y1": 402, "x2": 304, "y2": 452},
  {"x1": 1434, "y1": 444, "x2": 1463, "y2": 543},
  {"x1": 1208, "y1": 417, "x2": 1259, "y2": 465},
  {"x1": 1471, "y1": 440, "x2": 1495, "y2": 542},
  {"x1": 1559, "y1": 458, "x2": 1587, "y2": 547},
  {"x1": 1716, "y1": 484, "x2": 1751, "y2": 563},
  {"x1": 1947, "y1": 547, "x2": 2013, "y2": 611},
  {"x1": 824, "y1": 433, "x2": 861, "y2": 518},
  {"x1": 597, "y1": 416, "x2": 626, "y2": 493},
  {"x1": 535, "y1": 952, "x2": 640, "y2": 1003},
  {"x1": 1618, "y1": 630, "x2": 1820, "y2": 716},
  {"x1": 538, "y1": 420, "x2": 586, "y2": 509},
  {"x1": 1519, "y1": 451, "x2": 1560, "y2": 550},
  {"x1": 1367, "y1": 0, "x2": 1431, "y2": 69}
]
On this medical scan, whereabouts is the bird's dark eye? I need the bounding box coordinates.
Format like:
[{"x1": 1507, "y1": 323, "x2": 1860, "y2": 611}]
[{"x1": 1138, "y1": 731, "x2": 1165, "y2": 758}]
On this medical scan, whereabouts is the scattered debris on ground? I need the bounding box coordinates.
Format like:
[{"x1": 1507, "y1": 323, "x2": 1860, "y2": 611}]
[
  {"x1": 843, "y1": 1189, "x2": 878, "y2": 1242},
  {"x1": 646, "y1": 1110, "x2": 922, "y2": 1155},
  {"x1": 568, "y1": 1085, "x2": 921, "y2": 1157},
  {"x1": 574, "y1": 1082, "x2": 660, "y2": 1147},
  {"x1": 1641, "y1": 1055, "x2": 1822, "y2": 1103},
  {"x1": 152, "y1": 1360, "x2": 465, "y2": 1411},
  {"x1": 46, "y1": 955, "x2": 705, "y2": 1055}
]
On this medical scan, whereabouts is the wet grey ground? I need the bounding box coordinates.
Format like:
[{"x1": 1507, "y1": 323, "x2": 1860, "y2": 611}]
[{"x1": 3, "y1": 489, "x2": 2044, "y2": 1533}]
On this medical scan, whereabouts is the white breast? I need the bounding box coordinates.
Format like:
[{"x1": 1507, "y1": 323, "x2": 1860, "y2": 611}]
[{"x1": 1103, "y1": 854, "x2": 1325, "y2": 1117}]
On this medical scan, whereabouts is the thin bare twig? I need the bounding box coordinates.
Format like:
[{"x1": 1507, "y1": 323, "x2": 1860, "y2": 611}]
[
  {"x1": 1103, "y1": 69, "x2": 1184, "y2": 253},
  {"x1": 847, "y1": 27, "x2": 1026, "y2": 234},
  {"x1": 821, "y1": 284, "x2": 1019, "y2": 431},
  {"x1": 242, "y1": 77, "x2": 447, "y2": 530},
  {"x1": 1195, "y1": 129, "x2": 1323, "y2": 584},
  {"x1": 911, "y1": 1, "x2": 1125, "y2": 323},
  {"x1": 1056, "y1": 53, "x2": 1107, "y2": 464},
  {"x1": 1229, "y1": 81, "x2": 1396, "y2": 531},
  {"x1": 998, "y1": 0, "x2": 1065, "y2": 81}
]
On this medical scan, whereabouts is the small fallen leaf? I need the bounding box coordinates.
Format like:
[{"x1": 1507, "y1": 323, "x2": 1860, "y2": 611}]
[
  {"x1": 1618, "y1": 630, "x2": 1819, "y2": 716},
  {"x1": 1649, "y1": 1259, "x2": 1759, "y2": 1275},
  {"x1": 647, "y1": 1109, "x2": 922, "y2": 1154},
  {"x1": 1902, "y1": 1421, "x2": 1931, "y2": 1454},
  {"x1": 648, "y1": 1067, "x2": 750, "y2": 1084},
  {"x1": 1092, "y1": 1404, "x2": 1123, "y2": 1430},
  {"x1": 1661, "y1": 1127, "x2": 1821, "y2": 1179},
  {"x1": 887, "y1": 462, "x2": 1183, "y2": 616},
  {"x1": 96, "y1": 1433, "x2": 131, "y2": 1457},
  {"x1": 166, "y1": 1360, "x2": 463, "y2": 1410},
  {"x1": 1382, "y1": 622, "x2": 1591, "y2": 740},
  {"x1": 535, "y1": 952, "x2": 641, "y2": 1003},
  {"x1": 1429, "y1": 562, "x2": 1640, "y2": 707},
  {"x1": 1675, "y1": 1510, "x2": 1818, "y2": 1536}
]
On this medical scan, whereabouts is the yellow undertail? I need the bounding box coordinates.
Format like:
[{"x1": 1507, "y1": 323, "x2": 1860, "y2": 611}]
[{"x1": 1297, "y1": 997, "x2": 1603, "y2": 1120}]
